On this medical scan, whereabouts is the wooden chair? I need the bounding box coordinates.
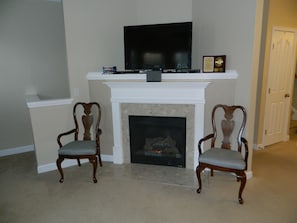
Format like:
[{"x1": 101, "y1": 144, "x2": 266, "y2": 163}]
[
  {"x1": 56, "y1": 102, "x2": 102, "y2": 183},
  {"x1": 196, "y1": 104, "x2": 248, "y2": 204}
]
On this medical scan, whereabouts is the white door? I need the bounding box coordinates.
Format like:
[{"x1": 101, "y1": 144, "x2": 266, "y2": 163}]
[{"x1": 263, "y1": 27, "x2": 297, "y2": 146}]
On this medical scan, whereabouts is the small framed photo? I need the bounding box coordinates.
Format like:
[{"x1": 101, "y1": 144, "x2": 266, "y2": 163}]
[
  {"x1": 102, "y1": 66, "x2": 117, "y2": 74},
  {"x1": 202, "y1": 55, "x2": 226, "y2": 73}
]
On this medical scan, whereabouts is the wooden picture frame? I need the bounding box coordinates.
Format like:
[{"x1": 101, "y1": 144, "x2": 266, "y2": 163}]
[{"x1": 202, "y1": 55, "x2": 226, "y2": 73}]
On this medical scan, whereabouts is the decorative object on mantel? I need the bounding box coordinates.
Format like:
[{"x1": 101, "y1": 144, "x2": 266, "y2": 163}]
[
  {"x1": 102, "y1": 65, "x2": 117, "y2": 74},
  {"x1": 202, "y1": 55, "x2": 226, "y2": 73},
  {"x1": 146, "y1": 70, "x2": 162, "y2": 82}
]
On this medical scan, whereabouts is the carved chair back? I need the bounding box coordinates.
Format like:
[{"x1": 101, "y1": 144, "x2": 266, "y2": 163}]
[
  {"x1": 73, "y1": 102, "x2": 101, "y2": 142},
  {"x1": 210, "y1": 104, "x2": 246, "y2": 152}
]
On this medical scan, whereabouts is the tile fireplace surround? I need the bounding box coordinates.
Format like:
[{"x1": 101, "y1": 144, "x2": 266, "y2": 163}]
[{"x1": 87, "y1": 71, "x2": 238, "y2": 170}]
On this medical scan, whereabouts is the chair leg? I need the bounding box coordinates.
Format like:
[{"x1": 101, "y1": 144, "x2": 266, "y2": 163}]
[
  {"x1": 77, "y1": 158, "x2": 81, "y2": 166},
  {"x1": 237, "y1": 172, "x2": 247, "y2": 204},
  {"x1": 196, "y1": 165, "x2": 205, "y2": 194},
  {"x1": 89, "y1": 157, "x2": 98, "y2": 183},
  {"x1": 56, "y1": 157, "x2": 64, "y2": 183}
]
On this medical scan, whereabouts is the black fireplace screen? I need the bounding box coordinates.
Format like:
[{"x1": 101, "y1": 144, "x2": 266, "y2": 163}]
[{"x1": 129, "y1": 115, "x2": 186, "y2": 167}]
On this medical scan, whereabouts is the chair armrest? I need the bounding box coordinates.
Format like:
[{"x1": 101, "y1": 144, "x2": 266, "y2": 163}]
[
  {"x1": 57, "y1": 129, "x2": 76, "y2": 148},
  {"x1": 198, "y1": 133, "x2": 214, "y2": 155},
  {"x1": 241, "y1": 137, "x2": 249, "y2": 169}
]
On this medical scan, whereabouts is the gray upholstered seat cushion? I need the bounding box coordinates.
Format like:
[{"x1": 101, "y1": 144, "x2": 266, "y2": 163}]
[
  {"x1": 58, "y1": 140, "x2": 97, "y2": 156},
  {"x1": 199, "y1": 148, "x2": 246, "y2": 170}
]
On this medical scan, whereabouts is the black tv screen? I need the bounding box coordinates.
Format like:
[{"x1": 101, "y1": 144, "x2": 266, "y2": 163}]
[{"x1": 124, "y1": 22, "x2": 192, "y2": 71}]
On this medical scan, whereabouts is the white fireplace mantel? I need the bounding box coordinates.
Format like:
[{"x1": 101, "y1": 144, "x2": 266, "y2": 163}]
[{"x1": 104, "y1": 81, "x2": 210, "y2": 169}]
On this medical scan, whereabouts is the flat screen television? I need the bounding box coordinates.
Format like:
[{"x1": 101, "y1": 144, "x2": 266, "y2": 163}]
[{"x1": 124, "y1": 22, "x2": 192, "y2": 72}]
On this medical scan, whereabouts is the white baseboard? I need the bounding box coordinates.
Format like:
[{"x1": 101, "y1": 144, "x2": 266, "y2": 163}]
[
  {"x1": 254, "y1": 143, "x2": 264, "y2": 150},
  {"x1": 204, "y1": 168, "x2": 253, "y2": 180},
  {"x1": 246, "y1": 170, "x2": 253, "y2": 179},
  {"x1": 101, "y1": 154, "x2": 114, "y2": 162},
  {"x1": 0, "y1": 145, "x2": 34, "y2": 157},
  {"x1": 37, "y1": 154, "x2": 114, "y2": 173},
  {"x1": 0, "y1": 146, "x2": 113, "y2": 173}
]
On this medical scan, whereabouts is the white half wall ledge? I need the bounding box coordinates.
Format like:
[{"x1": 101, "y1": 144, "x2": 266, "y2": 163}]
[{"x1": 26, "y1": 97, "x2": 73, "y2": 108}]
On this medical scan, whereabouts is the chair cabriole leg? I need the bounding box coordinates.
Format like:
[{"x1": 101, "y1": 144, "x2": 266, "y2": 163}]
[
  {"x1": 196, "y1": 165, "x2": 204, "y2": 194},
  {"x1": 238, "y1": 172, "x2": 246, "y2": 204},
  {"x1": 90, "y1": 157, "x2": 98, "y2": 183},
  {"x1": 56, "y1": 157, "x2": 64, "y2": 183}
]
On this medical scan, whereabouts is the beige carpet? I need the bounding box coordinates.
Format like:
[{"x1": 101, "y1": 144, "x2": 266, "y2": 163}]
[{"x1": 1, "y1": 139, "x2": 297, "y2": 223}]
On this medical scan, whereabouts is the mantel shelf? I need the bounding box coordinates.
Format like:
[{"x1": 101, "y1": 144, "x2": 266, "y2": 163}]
[{"x1": 87, "y1": 70, "x2": 238, "y2": 81}]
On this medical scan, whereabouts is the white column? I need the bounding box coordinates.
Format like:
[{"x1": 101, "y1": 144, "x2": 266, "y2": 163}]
[{"x1": 111, "y1": 101, "x2": 124, "y2": 164}]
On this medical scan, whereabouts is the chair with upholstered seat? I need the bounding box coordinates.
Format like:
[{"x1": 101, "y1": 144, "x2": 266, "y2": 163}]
[
  {"x1": 196, "y1": 104, "x2": 248, "y2": 204},
  {"x1": 56, "y1": 102, "x2": 102, "y2": 183}
]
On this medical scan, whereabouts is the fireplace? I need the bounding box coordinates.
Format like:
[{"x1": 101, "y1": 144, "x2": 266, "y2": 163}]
[
  {"x1": 104, "y1": 81, "x2": 210, "y2": 169},
  {"x1": 129, "y1": 115, "x2": 186, "y2": 167}
]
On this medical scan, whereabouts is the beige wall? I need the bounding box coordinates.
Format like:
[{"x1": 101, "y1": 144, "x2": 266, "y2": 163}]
[
  {"x1": 29, "y1": 0, "x2": 261, "y2": 174},
  {"x1": 257, "y1": 0, "x2": 297, "y2": 145},
  {"x1": 190, "y1": 0, "x2": 260, "y2": 172},
  {"x1": 63, "y1": 0, "x2": 193, "y2": 155},
  {"x1": 62, "y1": 0, "x2": 192, "y2": 102},
  {"x1": 0, "y1": 0, "x2": 69, "y2": 151},
  {"x1": 64, "y1": 0, "x2": 257, "y2": 172}
]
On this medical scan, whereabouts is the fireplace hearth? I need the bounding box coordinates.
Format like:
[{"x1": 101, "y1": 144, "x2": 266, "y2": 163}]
[{"x1": 129, "y1": 115, "x2": 186, "y2": 167}]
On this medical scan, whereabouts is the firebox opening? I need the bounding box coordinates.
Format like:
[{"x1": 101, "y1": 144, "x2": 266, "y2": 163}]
[{"x1": 129, "y1": 115, "x2": 186, "y2": 168}]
